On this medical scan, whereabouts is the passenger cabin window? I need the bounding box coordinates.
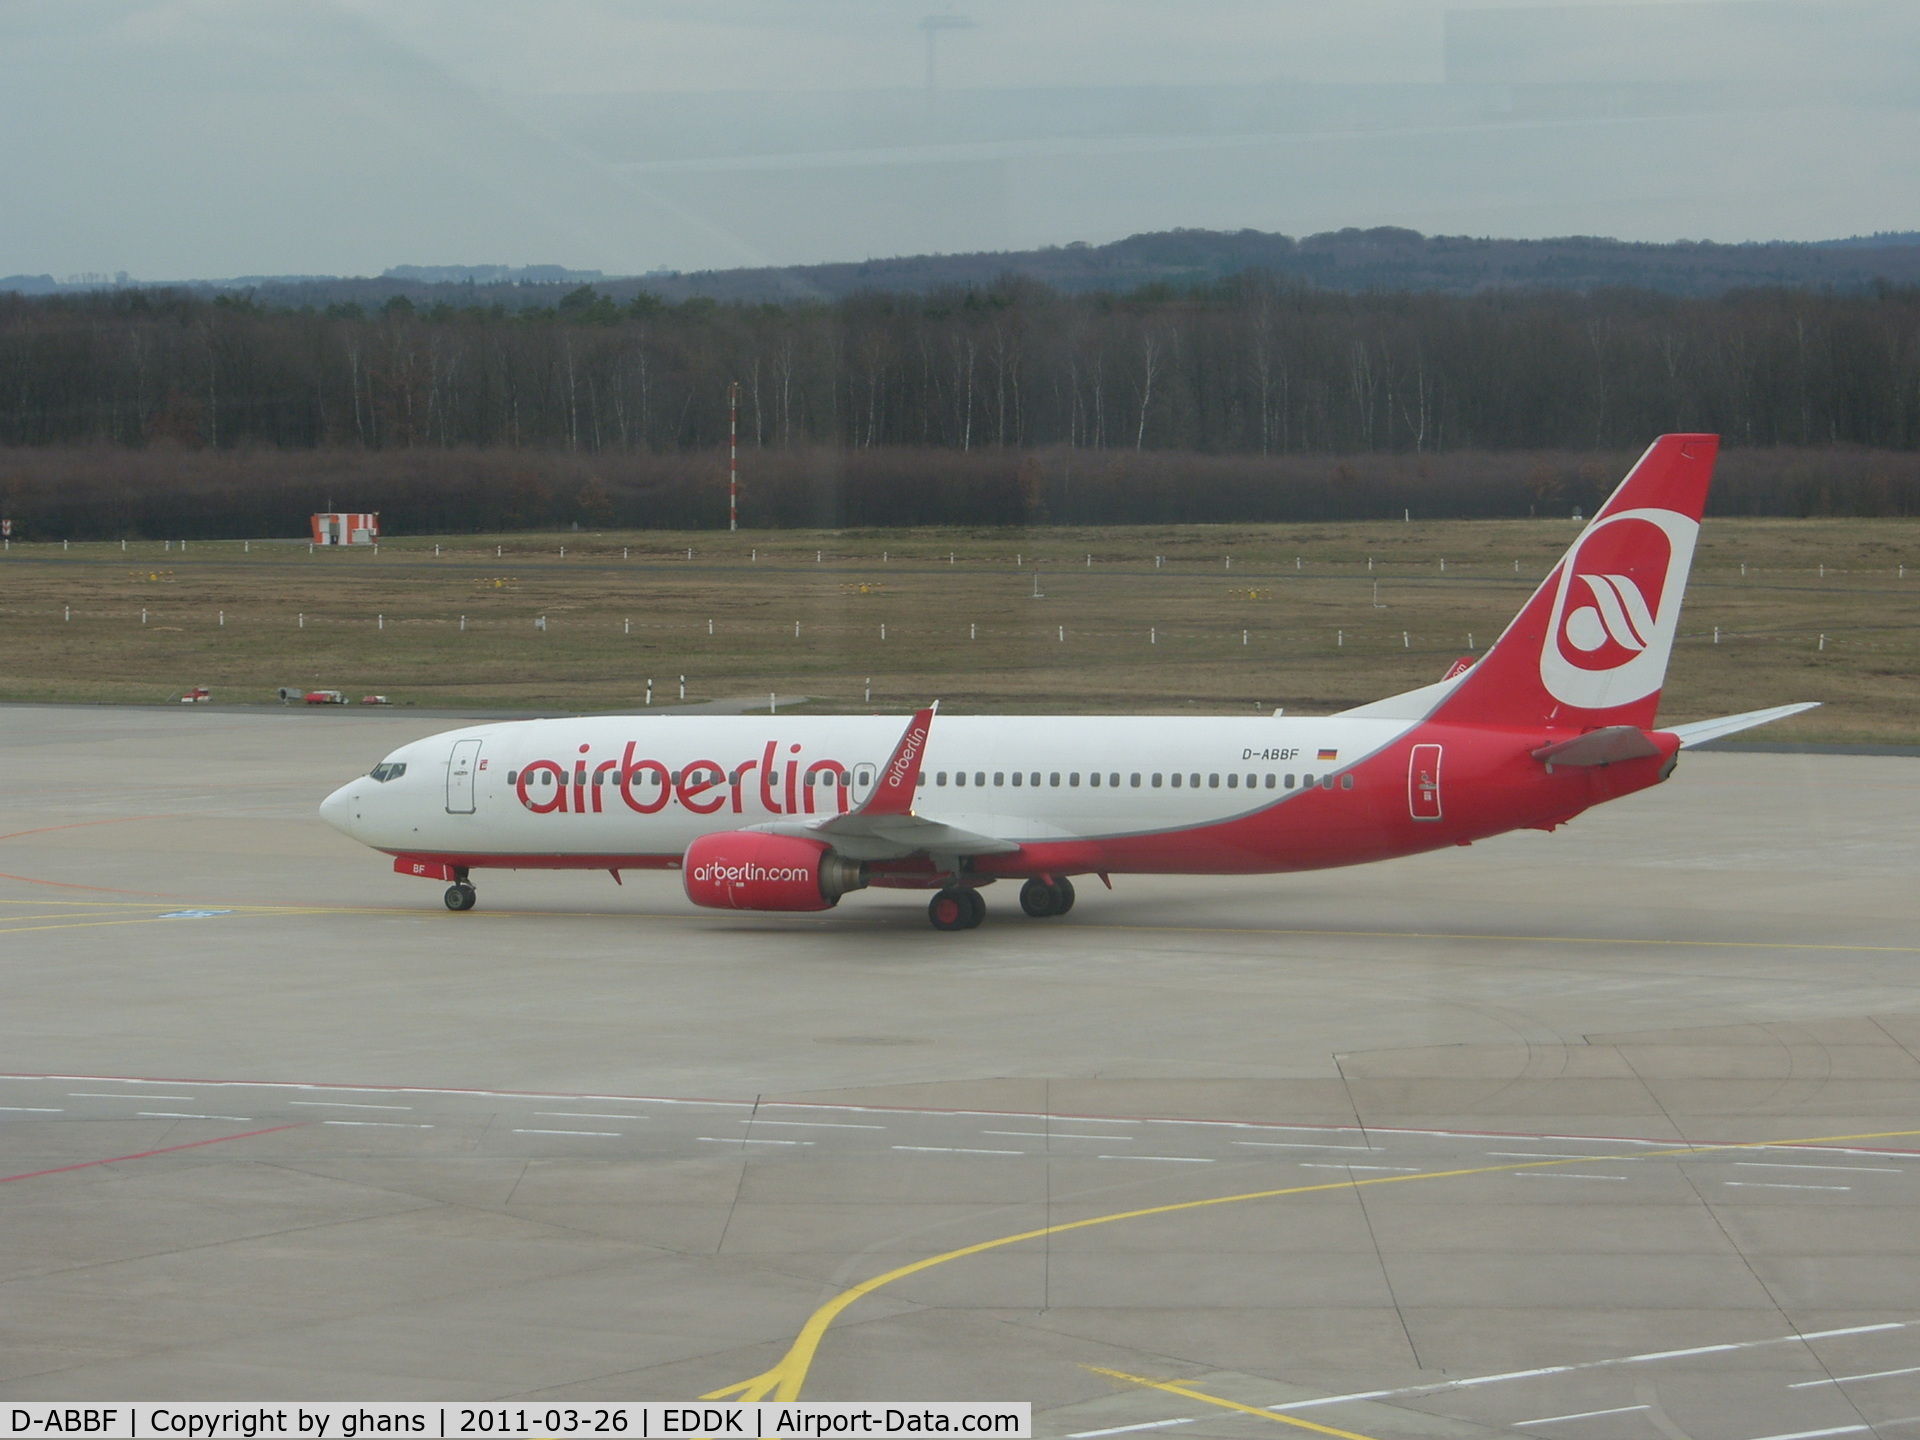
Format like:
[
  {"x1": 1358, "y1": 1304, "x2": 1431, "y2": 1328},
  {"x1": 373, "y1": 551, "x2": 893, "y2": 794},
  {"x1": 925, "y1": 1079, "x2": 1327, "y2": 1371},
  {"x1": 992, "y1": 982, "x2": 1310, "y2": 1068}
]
[
  {"x1": 975, "y1": 772, "x2": 985, "y2": 787},
  {"x1": 1191, "y1": 773, "x2": 1201, "y2": 788},
  {"x1": 1090, "y1": 773, "x2": 1101, "y2": 787},
  {"x1": 994, "y1": 772, "x2": 1005, "y2": 786},
  {"x1": 1285, "y1": 774, "x2": 1296, "y2": 788},
  {"x1": 369, "y1": 762, "x2": 406, "y2": 782},
  {"x1": 937, "y1": 772, "x2": 948, "y2": 786},
  {"x1": 1012, "y1": 772, "x2": 1023, "y2": 786},
  {"x1": 1342, "y1": 774, "x2": 1354, "y2": 790},
  {"x1": 1030, "y1": 772, "x2": 1041, "y2": 787},
  {"x1": 1152, "y1": 774, "x2": 1163, "y2": 787},
  {"x1": 506, "y1": 770, "x2": 518, "y2": 784},
  {"x1": 1069, "y1": 773, "x2": 1081, "y2": 787},
  {"x1": 1131, "y1": 773, "x2": 1142, "y2": 787},
  {"x1": 1171, "y1": 773, "x2": 1182, "y2": 788},
  {"x1": 955, "y1": 771, "x2": 966, "y2": 786},
  {"x1": 1265, "y1": 774, "x2": 1276, "y2": 788},
  {"x1": 1227, "y1": 774, "x2": 1238, "y2": 789},
  {"x1": 1110, "y1": 773, "x2": 1120, "y2": 787},
  {"x1": 1050, "y1": 772, "x2": 1061, "y2": 787}
]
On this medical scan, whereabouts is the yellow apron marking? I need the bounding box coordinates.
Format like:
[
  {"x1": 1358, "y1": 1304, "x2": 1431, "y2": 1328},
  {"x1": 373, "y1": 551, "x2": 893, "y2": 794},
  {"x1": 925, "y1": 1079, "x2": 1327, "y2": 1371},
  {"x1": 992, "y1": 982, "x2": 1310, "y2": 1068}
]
[
  {"x1": 1084, "y1": 1368, "x2": 1381, "y2": 1440},
  {"x1": 702, "y1": 1125, "x2": 1920, "y2": 1402}
]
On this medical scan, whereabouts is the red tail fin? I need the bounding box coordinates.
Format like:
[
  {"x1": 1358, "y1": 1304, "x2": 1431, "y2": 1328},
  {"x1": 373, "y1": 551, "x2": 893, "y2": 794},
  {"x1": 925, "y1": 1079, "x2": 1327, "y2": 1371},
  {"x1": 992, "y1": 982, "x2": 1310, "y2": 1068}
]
[{"x1": 1433, "y1": 434, "x2": 1718, "y2": 731}]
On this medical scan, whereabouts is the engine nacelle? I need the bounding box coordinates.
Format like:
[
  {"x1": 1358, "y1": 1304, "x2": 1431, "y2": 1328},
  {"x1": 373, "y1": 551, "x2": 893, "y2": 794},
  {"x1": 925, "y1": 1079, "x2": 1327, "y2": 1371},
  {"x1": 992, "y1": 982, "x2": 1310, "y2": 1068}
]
[{"x1": 681, "y1": 831, "x2": 869, "y2": 912}]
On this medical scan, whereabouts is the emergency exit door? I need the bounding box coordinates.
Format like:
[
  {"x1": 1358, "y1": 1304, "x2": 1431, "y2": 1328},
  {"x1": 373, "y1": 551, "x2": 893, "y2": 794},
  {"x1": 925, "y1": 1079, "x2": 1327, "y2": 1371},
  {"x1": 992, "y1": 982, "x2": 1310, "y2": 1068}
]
[
  {"x1": 1408, "y1": 743, "x2": 1443, "y2": 821},
  {"x1": 446, "y1": 739, "x2": 482, "y2": 814}
]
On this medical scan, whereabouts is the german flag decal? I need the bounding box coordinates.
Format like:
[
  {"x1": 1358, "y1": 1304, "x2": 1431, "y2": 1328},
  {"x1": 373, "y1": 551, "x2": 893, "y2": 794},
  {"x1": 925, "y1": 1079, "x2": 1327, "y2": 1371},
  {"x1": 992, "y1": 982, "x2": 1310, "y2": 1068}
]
[{"x1": 1316, "y1": 747, "x2": 1338, "y2": 761}]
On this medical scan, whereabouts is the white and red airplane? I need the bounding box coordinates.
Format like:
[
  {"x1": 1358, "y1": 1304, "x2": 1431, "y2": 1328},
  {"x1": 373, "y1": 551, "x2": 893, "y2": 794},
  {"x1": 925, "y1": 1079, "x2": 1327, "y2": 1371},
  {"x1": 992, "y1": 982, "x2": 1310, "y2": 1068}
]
[{"x1": 320, "y1": 434, "x2": 1813, "y2": 930}]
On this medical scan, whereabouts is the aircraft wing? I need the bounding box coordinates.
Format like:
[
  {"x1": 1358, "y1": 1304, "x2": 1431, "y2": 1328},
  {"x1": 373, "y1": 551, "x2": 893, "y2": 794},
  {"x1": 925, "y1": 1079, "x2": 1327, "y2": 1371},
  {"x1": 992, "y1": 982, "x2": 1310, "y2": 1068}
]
[
  {"x1": 748, "y1": 703, "x2": 1022, "y2": 860},
  {"x1": 1664, "y1": 702, "x2": 1820, "y2": 748},
  {"x1": 753, "y1": 813, "x2": 1021, "y2": 861}
]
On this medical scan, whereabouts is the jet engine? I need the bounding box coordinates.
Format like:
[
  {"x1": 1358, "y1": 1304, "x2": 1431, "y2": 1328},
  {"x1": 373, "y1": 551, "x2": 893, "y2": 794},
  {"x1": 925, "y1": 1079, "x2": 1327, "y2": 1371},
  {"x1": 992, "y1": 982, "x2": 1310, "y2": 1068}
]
[{"x1": 681, "y1": 832, "x2": 869, "y2": 912}]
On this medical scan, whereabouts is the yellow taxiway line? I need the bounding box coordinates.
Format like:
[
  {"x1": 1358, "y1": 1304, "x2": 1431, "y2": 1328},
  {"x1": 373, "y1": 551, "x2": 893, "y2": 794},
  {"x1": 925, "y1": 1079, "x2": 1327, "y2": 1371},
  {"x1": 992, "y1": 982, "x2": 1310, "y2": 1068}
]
[
  {"x1": 701, "y1": 1124, "x2": 1920, "y2": 1404},
  {"x1": 1084, "y1": 1368, "x2": 1381, "y2": 1440}
]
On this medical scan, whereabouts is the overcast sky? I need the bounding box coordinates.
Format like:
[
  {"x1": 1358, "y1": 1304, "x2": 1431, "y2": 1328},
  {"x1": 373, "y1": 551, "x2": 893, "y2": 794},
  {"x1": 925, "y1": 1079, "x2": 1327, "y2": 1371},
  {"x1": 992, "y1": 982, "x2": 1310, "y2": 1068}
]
[{"x1": 2, "y1": 0, "x2": 1915, "y2": 280}]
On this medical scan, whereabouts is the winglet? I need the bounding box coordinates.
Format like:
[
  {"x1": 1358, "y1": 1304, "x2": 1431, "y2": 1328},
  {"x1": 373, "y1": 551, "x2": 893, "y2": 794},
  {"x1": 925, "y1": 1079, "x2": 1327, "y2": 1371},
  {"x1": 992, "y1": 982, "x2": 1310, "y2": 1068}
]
[{"x1": 859, "y1": 704, "x2": 937, "y2": 817}]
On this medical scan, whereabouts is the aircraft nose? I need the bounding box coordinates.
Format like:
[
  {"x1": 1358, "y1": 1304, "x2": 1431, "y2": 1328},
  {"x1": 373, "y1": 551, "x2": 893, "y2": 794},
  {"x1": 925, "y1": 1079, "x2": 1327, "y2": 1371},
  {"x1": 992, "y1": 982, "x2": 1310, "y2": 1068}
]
[{"x1": 319, "y1": 781, "x2": 361, "y2": 836}]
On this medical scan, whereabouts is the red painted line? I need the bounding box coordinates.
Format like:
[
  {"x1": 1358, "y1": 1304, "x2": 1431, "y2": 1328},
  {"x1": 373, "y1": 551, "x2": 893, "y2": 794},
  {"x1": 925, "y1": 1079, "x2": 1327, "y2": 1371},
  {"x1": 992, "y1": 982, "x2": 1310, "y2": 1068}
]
[
  {"x1": 0, "y1": 1122, "x2": 306, "y2": 1184},
  {"x1": 0, "y1": 817, "x2": 186, "y2": 896}
]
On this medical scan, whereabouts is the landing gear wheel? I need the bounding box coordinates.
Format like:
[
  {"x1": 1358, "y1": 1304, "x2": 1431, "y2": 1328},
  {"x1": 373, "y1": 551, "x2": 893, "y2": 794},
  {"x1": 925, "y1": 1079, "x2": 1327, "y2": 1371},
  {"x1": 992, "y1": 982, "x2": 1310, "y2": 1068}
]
[
  {"x1": 444, "y1": 883, "x2": 477, "y2": 912},
  {"x1": 1019, "y1": 876, "x2": 1075, "y2": 918},
  {"x1": 929, "y1": 887, "x2": 985, "y2": 931}
]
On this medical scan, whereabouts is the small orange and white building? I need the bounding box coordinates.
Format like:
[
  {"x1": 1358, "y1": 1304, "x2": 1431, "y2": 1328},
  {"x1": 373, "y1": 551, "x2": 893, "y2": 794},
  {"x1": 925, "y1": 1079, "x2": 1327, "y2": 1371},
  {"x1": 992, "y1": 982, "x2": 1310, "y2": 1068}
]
[{"x1": 311, "y1": 512, "x2": 379, "y2": 546}]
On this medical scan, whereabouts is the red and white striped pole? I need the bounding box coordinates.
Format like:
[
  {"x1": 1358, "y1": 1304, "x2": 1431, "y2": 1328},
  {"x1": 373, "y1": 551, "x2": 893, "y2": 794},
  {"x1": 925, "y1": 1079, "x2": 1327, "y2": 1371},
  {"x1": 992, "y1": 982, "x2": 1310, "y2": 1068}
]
[{"x1": 728, "y1": 381, "x2": 739, "y2": 532}]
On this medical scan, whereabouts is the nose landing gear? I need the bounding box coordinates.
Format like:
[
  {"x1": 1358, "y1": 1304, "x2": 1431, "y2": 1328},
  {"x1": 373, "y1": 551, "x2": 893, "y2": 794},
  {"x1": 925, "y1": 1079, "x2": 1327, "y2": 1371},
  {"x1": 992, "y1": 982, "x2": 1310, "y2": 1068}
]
[
  {"x1": 444, "y1": 869, "x2": 476, "y2": 911},
  {"x1": 1019, "y1": 876, "x2": 1076, "y2": 918},
  {"x1": 928, "y1": 886, "x2": 986, "y2": 931}
]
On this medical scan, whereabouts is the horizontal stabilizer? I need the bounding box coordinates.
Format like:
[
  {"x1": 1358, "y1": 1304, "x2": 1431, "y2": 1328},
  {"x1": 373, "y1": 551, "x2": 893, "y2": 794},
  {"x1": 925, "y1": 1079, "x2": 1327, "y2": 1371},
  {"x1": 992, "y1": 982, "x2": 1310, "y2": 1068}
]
[
  {"x1": 1531, "y1": 726, "x2": 1664, "y2": 769},
  {"x1": 1664, "y1": 702, "x2": 1821, "y2": 749}
]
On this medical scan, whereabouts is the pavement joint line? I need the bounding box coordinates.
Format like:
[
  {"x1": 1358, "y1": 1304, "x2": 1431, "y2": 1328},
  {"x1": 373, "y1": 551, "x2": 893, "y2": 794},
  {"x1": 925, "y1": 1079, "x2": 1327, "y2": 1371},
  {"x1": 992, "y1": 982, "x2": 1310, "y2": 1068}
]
[
  {"x1": 699, "y1": 1128, "x2": 1920, "y2": 1403},
  {"x1": 5, "y1": 885, "x2": 1916, "y2": 953},
  {"x1": 1083, "y1": 1369, "x2": 1381, "y2": 1440}
]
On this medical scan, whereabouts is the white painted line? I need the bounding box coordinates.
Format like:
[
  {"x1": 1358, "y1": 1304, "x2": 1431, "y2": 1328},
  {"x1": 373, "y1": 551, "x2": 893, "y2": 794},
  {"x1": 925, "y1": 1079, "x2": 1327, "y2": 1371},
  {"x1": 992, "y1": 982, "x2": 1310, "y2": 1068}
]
[
  {"x1": 701, "y1": 1136, "x2": 814, "y2": 1146},
  {"x1": 513, "y1": 1128, "x2": 622, "y2": 1137},
  {"x1": 1724, "y1": 1182, "x2": 1851, "y2": 1192},
  {"x1": 1099, "y1": 1155, "x2": 1214, "y2": 1163},
  {"x1": 1066, "y1": 1419, "x2": 1199, "y2": 1438},
  {"x1": 321, "y1": 1120, "x2": 433, "y2": 1128},
  {"x1": 1486, "y1": 1152, "x2": 1595, "y2": 1160},
  {"x1": 0, "y1": 1106, "x2": 62, "y2": 1113},
  {"x1": 138, "y1": 1112, "x2": 251, "y2": 1121},
  {"x1": 1270, "y1": 1323, "x2": 1911, "y2": 1411},
  {"x1": 538, "y1": 1112, "x2": 648, "y2": 1120},
  {"x1": 69, "y1": 1093, "x2": 195, "y2": 1100},
  {"x1": 741, "y1": 1119, "x2": 885, "y2": 1129},
  {"x1": 1515, "y1": 1404, "x2": 1650, "y2": 1425},
  {"x1": 1789, "y1": 1364, "x2": 1920, "y2": 1388},
  {"x1": 289, "y1": 1100, "x2": 414, "y2": 1110},
  {"x1": 1234, "y1": 1142, "x2": 1378, "y2": 1151},
  {"x1": 1737, "y1": 1161, "x2": 1903, "y2": 1174},
  {"x1": 1512, "y1": 1172, "x2": 1629, "y2": 1181},
  {"x1": 983, "y1": 1131, "x2": 1128, "y2": 1140},
  {"x1": 1740, "y1": 1425, "x2": 1871, "y2": 1439},
  {"x1": 1300, "y1": 1163, "x2": 1422, "y2": 1172},
  {"x1": 893, "y1": 1146, "x2": 1024, "y2": 1156}
]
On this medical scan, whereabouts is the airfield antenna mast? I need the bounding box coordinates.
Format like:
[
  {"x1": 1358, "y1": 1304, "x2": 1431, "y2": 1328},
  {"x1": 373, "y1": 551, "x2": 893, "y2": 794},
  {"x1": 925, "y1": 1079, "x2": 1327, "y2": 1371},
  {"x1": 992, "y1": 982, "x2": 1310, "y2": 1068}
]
[{"x1": 728, "y1": 380, "x2": 739, "y2": 532}]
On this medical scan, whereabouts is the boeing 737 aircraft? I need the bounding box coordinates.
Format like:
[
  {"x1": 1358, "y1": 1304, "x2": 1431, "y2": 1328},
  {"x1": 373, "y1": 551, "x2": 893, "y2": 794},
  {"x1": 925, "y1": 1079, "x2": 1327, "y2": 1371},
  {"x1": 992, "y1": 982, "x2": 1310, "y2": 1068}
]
[{"x1": 321, "y1": 434, "x2": 1814, "y2": 929}]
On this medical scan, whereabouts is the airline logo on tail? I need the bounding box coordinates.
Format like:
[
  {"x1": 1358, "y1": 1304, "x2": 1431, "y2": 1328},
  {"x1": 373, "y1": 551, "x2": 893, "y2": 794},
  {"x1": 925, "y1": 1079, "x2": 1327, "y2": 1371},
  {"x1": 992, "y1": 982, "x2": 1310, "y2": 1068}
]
[{"x1": 1540, "y1": 506, "x2": 1699, "y2": 711}]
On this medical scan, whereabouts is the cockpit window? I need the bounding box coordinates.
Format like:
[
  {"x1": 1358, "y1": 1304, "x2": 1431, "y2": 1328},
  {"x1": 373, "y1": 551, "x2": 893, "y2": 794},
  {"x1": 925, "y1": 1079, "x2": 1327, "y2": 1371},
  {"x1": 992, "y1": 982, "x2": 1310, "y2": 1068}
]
[{"x1": 369, "y1": 762, "x2": 406, "y2": 782}]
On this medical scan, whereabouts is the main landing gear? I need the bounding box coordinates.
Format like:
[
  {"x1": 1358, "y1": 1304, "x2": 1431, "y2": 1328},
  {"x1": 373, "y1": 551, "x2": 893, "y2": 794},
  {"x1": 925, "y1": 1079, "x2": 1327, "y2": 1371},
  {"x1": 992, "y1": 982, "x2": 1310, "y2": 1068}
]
[
  {"x1": 444, "y1": 869, "x2": 476, "y2": 911},
  {"x1": 1019, "y1": 876, "x2": 1075, "y2": 918},
  {"x1": 928, "y1": 886, "x2": 986, "y2": 931}
]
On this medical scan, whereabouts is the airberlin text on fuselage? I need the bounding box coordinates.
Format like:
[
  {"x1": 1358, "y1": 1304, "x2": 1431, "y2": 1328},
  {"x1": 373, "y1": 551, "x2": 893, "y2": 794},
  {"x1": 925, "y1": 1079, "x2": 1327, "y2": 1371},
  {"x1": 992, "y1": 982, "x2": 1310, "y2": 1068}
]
[{"x1": 514, "y1": 739, "x2": 853, "y2": 818}]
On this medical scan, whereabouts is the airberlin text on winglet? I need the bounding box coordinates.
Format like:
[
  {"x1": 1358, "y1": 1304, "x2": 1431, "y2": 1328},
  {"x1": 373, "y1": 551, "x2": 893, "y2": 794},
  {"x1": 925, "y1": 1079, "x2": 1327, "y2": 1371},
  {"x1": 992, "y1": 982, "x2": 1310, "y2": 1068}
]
[{"x1": 3, "y1": 1405, "x2": 1031, "y2": 1440}]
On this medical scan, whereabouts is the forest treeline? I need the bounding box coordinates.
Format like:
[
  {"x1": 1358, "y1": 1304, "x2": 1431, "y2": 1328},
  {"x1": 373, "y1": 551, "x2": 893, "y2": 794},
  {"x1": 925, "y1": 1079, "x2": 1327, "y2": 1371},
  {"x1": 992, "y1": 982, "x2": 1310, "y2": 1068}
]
[
  {"x1": 4, "y1": 278, "x2": 1920, "y2": 459},
  {"x1": 3, "y1": 444, "x2": 1916, "y2": 540}
]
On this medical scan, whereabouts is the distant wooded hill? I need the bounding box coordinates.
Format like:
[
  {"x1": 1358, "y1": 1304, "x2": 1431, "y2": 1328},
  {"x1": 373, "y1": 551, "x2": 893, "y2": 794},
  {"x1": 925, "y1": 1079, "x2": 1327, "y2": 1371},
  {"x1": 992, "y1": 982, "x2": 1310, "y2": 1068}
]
[{"x1": 9, "y1": 228, "x2": 1920, "y2": 311}]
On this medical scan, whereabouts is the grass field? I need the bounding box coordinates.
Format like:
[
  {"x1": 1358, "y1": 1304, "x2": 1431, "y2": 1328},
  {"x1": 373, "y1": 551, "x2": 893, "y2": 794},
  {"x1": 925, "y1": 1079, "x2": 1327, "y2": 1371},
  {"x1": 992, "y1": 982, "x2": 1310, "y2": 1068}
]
[{"x1": 1, "y1": 519, "x2": 1915, "y2": 742}]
